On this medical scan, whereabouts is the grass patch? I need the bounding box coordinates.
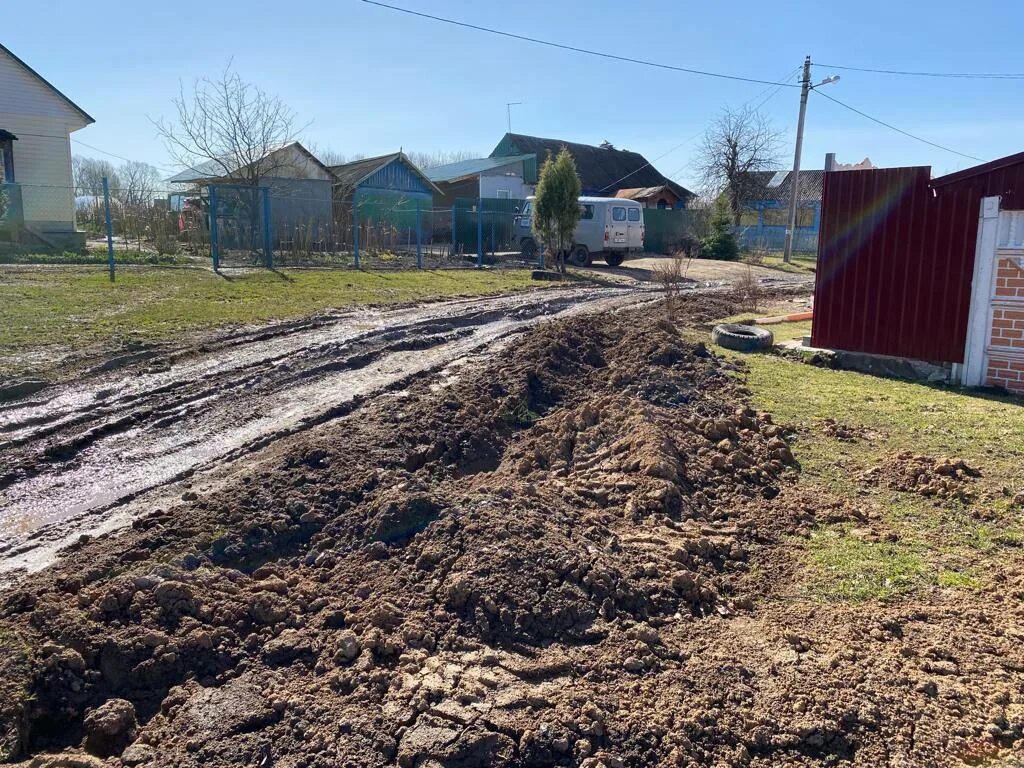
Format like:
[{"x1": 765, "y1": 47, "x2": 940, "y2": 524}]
[
  {"x1": 759, "y1": 252, "x2": 817, "y2": 275},
  {"x1": 808, "y1": 528, "x2": 928, "y2": 600},
  {"x1": 0, "y1": 248, "x2": 190, "y2": 266},
  {"x1": 0, "y1": 265, "x2": 542, "y2": 378},
  {"x1": 711, "y1": 318, "x2": 1024, "y2": 602}
]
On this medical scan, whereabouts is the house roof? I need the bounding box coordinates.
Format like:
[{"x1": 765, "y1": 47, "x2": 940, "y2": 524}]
[
  {"x1": 738, "y1": 169, "x2": 826, "y2": 204},
  {"x1": 614, "y1": 185, "x2": 680, "y2": 201},
  {"x1": 166, "y1": 141, "x2": 334, "y2": 184},
  {"x1": 328, "y1": 152, "x2": 442, "y2": 195},
  {"x1": 0, "y1": 43, "x2": 94, "y2": 125},
  {"x1": 0, "y1": 130, "x2": 18, "y2": 142},
  {"x1": 424, "y1": 155, "x2": 534, "y2": 183},
  {"x1": 490, "y1": 133, "x2": 693, "y2": 199}
]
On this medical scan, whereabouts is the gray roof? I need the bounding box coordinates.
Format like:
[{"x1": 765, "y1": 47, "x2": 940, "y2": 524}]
[
  {"x1": 739, "y1": 170, "x2": 826, "y2": 204},
  {"x1": 424, "y1": 155, "x2": 534, "y2": 183},
  {"x1": 328, "y1": 152, "x2": 442, "y2": 195},
  {"x1": 166, "y1": 141, "x2": 334, "y2": 184}
]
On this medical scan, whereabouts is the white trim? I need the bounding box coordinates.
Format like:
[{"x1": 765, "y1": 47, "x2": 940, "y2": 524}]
[{"x1": 962, "y1": 196, "x2": 1001, "y2": 386}]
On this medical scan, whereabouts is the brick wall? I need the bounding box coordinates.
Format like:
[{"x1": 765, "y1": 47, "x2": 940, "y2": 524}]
[{"x1": 986, "y1": 257, "x2": 1024, "y2": 394}]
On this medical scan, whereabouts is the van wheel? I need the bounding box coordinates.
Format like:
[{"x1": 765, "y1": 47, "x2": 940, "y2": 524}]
[
  {"x1": 569, "y1": 244, "x2": 591, "y2": 267},
  {"x1": 520, "y1": 238, "x2": 538, "y2": 260},
  {"x1": 604, "y1": 253, "x2": 625, "y2": 267}
]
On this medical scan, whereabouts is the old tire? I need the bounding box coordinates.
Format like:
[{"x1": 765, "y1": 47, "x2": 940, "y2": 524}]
[
  {"x1": 569, "y1": 244, "x2": 591, "y2": 267},
  {"x1": 604, "y1": 252, "x2": 625, "y2": 267},
  {"x1": 712, "y1": 323, "x2": 774, "y2": 352},
  {"x1": 520, "y1": 238, "x2": 538, "y2": 260}
]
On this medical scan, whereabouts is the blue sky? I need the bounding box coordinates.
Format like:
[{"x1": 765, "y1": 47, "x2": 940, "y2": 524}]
[{"x1": 7, "y1": 0, "x2": 1023, "y2": 188}]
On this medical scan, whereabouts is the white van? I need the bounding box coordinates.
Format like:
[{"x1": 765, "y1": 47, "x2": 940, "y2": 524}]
[{"x1": 515, "y1": 196, "x2": 645, "y2": 267}]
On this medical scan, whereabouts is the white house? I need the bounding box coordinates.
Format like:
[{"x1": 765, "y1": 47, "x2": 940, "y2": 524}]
[{"x1": 0, "y1": 43, "x2": 94, "y2": 247}]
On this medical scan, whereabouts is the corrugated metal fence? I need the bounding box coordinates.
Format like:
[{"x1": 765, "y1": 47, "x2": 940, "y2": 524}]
[{"x1": 812, "y1": 167, "x2": 980, "y2": 363}]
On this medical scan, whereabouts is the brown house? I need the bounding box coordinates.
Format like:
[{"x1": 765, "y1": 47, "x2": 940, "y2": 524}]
[{"x1": 614, "y1": 185, "x2": 685, "y2": 209}]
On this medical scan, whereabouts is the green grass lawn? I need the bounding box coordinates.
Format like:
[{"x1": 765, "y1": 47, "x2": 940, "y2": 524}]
[
  {"x1": 715, "y1": 320, "x2": 1024, "y2": 601},
  {"x1": 0, "y1": 266, "x2": 541, "y2": 378},
  {"x1": 757, "y1": 253, "x2": 817, "y2": 275}
]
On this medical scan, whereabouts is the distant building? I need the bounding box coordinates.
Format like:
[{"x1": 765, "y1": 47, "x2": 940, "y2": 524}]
[
  {"x1": 735, "y1": 154, "x2": 875, "y2": 252},
  {"x1": 490, "y1": 133, "x2": 693, "y2": 204},
  {"x1": 0, "y1": 42, "x2": 95, "y2": 248},
  {"x1": 425, "y1": 155, "x2": 533, "y2": 209},
  {"x1": 166, "y1": 141, "x2": 336, "y2": 242},
  {"x1": 614, "y1": 184, "x2": 686, "y2": 210}
]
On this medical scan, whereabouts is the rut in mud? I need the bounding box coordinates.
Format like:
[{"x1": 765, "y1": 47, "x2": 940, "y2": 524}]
[
  {"x1": 2, "y1": 291, "x2": 1022, "y2": 768},
  {"x1": 0, "y1": 286, "x2": 649, "y2": 569}
]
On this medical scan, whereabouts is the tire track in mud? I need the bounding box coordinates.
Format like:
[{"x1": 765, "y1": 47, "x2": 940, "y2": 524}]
[{"x1": 0, "y1": 286, "x2": 653, "y2": 568}]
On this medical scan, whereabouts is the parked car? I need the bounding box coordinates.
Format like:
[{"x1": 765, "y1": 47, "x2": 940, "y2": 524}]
[{"x1": 515, "y1": 196, "x2": 644, "y2": 267}]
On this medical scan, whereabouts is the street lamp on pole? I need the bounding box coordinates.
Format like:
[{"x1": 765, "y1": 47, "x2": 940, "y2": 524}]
[{"x1": 782, "y1": 59, "x2": 839, "y2": 264}]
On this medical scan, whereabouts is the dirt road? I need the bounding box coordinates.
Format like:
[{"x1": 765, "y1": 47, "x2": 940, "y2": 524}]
[
  {"x1": 1, "y1": 285, "x2": 674, "y2": 573},
  {"x1": 4, "y1": 284, "x2": 1018, "y2": 768}
]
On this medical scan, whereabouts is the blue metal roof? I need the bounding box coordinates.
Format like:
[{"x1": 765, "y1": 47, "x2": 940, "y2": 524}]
[{"x1": 425, "y1": 154, "x2": 534, "y2": 183}]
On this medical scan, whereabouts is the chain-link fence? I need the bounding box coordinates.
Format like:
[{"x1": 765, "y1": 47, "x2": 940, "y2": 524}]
[{"x1": 0, "y1": 177, "x2": 820, "y2": 275}]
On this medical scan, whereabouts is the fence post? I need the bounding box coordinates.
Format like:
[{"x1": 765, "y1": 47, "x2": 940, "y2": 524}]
[
  {"x1": 416, "y1": 199, "x2": 422, "y2": 269},
  {"x1": 450, "y1": 203, "x2": 456, "y2": 256},
  {"x1": 209, "y1": 185, "x2": 220, "y2": 271},
  {"x1": 353, "y1": 201, "x2": 360, "y2": 269},
  {"x1": 102, "y1": 176, "x2": 115, "y2": 282},
  {"x1": 262, "y1": 188, "x2": 273, "y2": 269},
  {"x1": 476, "y1": 198, "x2": 483, "y2": 268}
]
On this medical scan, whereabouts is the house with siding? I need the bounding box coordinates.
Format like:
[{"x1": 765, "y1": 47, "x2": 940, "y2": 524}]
[
  {"x1": 328, "y1": 153, "x2": 440, "y2": 241},
  {"x1": 425, "y1": 155, "x2": 533, "y2": 209},
  {"x1": 167, "y1": 141, "x2": 336, "y2": 245},
  {"x1": 0, "y1": 43, "x2": 94, "y2": 247}
]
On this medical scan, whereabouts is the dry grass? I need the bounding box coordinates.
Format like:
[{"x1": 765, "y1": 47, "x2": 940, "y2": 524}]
[
  {"x1": 733, "y1": 264, "x2": 763, "y2": 312},
  {"x1": 654, "y1": 253, "x2": 693, "y2": 316}
]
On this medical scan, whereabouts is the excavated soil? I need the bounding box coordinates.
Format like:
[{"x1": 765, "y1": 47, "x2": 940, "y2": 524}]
[
  {"x1": 861, "y1": 453, "x2": 982, "y2": 502},
  {"x1": 2, "y1": 294, "x2": 1024, "y2": 768}
]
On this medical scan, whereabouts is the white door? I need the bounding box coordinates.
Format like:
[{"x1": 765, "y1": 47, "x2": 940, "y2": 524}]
[
  {"x1": 609, "y1": 205, "x2": 629, "y2": 249},
  {"x1": 626, "y1": 205, "x2": 643, "y2": 251}
]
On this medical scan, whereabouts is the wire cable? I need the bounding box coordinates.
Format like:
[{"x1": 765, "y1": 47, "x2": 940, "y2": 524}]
[
  {"x1": 361, "y1": 0, "x2": 800, "y2": 88},
  {"x1": 817, "y1": 63, "x2": 1024, "y2": 80},
  {"x1": 811, "y1": 89, "x2": 984, "y2": 162},
  {"x1": 597, "y1": 65, "x2": 803, "y2": 193}
]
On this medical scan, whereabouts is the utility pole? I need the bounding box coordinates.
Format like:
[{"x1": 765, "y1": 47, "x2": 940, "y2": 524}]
[{"x1": 783, "y1": 56, "x2": 811, "y2": 264}]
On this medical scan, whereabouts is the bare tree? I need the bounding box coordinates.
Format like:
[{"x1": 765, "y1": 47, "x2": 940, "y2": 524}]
[
  {"x1": 115, "y1": 161, "x2": 162, "y2": 249},
  {"x1": 406, "y1": 150, "x2": 479, "y2": 170},
  {"x1": 153, "y1": 64, "x2": 301, "y2": 185},
  {"x1": 695, "y1": 106, "x2": 781, "y2": 224},
  {"x1": 72, "y1": 156, "x2": 120, "y2": 232}
]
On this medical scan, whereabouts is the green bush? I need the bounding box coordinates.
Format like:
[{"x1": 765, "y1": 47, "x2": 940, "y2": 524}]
[{"x1": 700, "y1": 195, "x2": 739, "y2": 261}]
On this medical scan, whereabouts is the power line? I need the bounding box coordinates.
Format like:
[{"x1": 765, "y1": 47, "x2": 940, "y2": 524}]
[
  {"x1": 811, "y1": 89, "x2": 984, "y2": 162},
  {"x1": 817, "y1": 63, "x2": 1024, "y2": 80},
  {"x1": 598, "y1": 66, "x2": 803, "y2": 193},
  {"x1": 361, "y1": 0, "x2": 800, "y2": 88}
]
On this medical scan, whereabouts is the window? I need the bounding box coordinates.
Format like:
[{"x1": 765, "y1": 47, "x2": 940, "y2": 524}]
[
  {"x1": 761, "y1": 207, "x2": 815, "y2": 227},
  {"x1": 496, "y1": 188, "x2": 510, "y2": 199},
  {"x1": 627, "y1": 207, "x2": 640, "y2": 221},
  {"x1": 521, "y1": 202, "x2": 532, "y2": 216},
  {"x1": 579, "y1": 204, "x2": 595, "y2": 220},
  {"x1": 739, "y1": 208, "x2": 760, "y2": 227},
  {"x1": 656, "y1": 199, "x2": 668, "y2": 209},
  {"x1": 0, "y1": 130, "x2": 15, "y2": 183},
  {"x1": 612, "y1": 206, "x2": 627, "y2": 221}
]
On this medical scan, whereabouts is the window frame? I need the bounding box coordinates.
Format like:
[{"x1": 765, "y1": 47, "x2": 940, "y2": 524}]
[{"x1": 612, "y1": 206, "x2": 627, "y2": 222}]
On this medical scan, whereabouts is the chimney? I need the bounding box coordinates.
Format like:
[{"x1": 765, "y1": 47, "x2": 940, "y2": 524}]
[{"x1": 824, "y1": 152, "x2": 836, "y2": 172}]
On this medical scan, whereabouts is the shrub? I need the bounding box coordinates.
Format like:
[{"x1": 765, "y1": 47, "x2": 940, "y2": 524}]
[{"x1": 700, "y1": 195, "x2": 739, "y2": 261}]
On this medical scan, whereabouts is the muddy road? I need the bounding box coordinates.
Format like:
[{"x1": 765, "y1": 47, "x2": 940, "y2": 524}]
[{"x1": 1, "y1": 285, "x2": 665, "y2": 571}]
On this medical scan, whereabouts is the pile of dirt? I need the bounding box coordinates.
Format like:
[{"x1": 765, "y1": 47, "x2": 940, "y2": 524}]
[
  {"x1": 1, "y1": 292, "x2": 1023, "y2": 768},
  {"x1": 862, "y1": 452, "x2": 981, "y2": 501}
]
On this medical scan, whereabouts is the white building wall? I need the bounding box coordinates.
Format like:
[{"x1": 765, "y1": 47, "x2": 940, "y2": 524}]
[
  {"x1": 479, "y1": 171, "x2": 531, "y2": 200},
  {"x1": 0, "y1": 46, "x2": 91, "y2": 231}
]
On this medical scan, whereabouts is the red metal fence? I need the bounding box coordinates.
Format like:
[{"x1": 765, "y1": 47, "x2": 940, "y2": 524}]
[{"x1": 813, "y1": 166, "x2": 985, "y2": 363}]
